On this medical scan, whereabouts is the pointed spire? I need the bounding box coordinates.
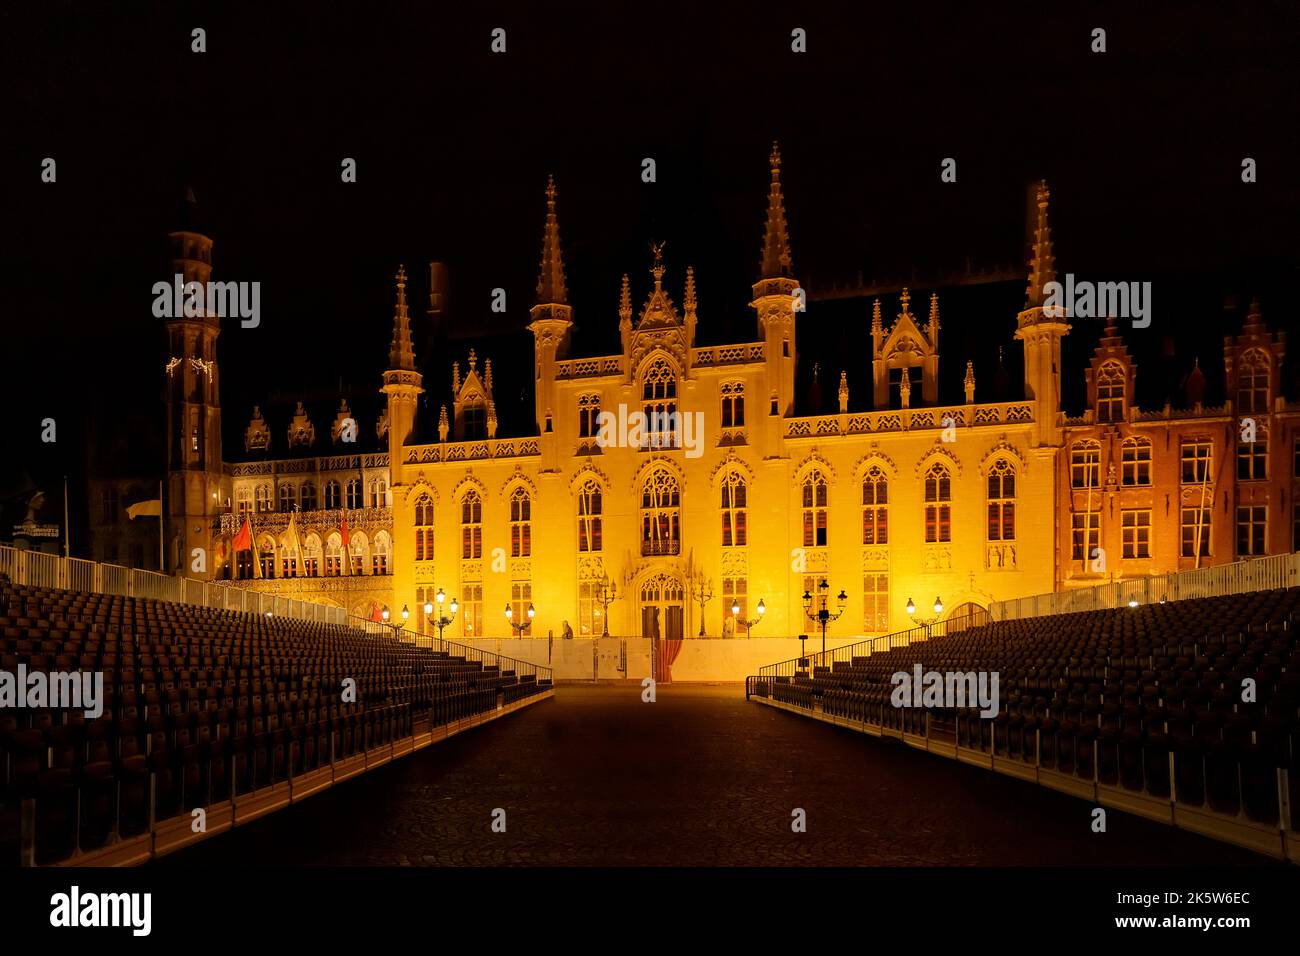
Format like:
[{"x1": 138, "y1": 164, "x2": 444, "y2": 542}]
[
  {"x1": 759, "y1": 141, "x2": 794, "y2": 279},
  {"x1": 871, "y1": 298, "x2": 883, "y2": 335},
  {"x1": 535, "y1": 174, "x2": 568, "y2": 306},
  {"x1": 388, "y1": 264, "x2": 416, "y2": 371},
  {"x1": 1025, "y1": 179, "x2": 1056, "y2": 308},
  {"x1": 964, "y1": 360, "x2": 976, "y2": 404},
  {"x1": 928, "y1": 292, "x2": 940, "y2": 336},
  {"x1": 619, "y1": 274, "x2": 632, "y2": 327},
  {"x1": 684, "y1": 266, "x2": 697, "y2": 321}
]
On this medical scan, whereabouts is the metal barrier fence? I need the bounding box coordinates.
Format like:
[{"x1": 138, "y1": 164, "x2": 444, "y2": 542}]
[
  {"x1": 0, "y1": 544, "x2": 346, "y2": 626},
  {"x1": 756, "y1": 611, "x2": 987, "y2": 684},
  {"x1": 346, "y1": 615, "x2": 552, "y2": 684},
  {"x1": 989, "y1": 552, "x2": 1300, "y2": 621}
]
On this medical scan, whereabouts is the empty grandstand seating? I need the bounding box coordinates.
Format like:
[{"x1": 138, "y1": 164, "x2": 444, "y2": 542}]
[
  {"x1": 0, "y1": 576, "x2": 551, "y2": 865},
  {"x1": 749, "y1": 589, "x2": 1300, "y2": 858}
]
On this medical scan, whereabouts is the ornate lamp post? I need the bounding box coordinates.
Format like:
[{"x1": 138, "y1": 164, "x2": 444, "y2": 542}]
[
  {"x1": 905, "y1": 596, "x2": 944, "y2": 635},
  {"x1": 802, "y1": 579, "x2": 847, "y2": 656},
  {"x1": 732, "y1": 598, "x2": 766, "y2": 638},
  {"x1": 595, "y1": 574, "x2": 618, "y2": 637},
  {"x1": 689, "y1": 570, "x2": 715, "y2": 637},
  {"x1": 505, "y1": 602, "x2": 535, "y2": 637},
  {"x1": 381, "y1": 604, "x2": 404, "y2": 637},
  {"x1": 424, "y1": 587, "x2": 458, "y2": 641}
]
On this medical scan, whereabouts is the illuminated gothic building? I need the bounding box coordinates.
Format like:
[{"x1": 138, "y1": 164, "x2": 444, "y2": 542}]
[{"x1": 88, "y1": 149, "x2": 1290, "y2": 640}]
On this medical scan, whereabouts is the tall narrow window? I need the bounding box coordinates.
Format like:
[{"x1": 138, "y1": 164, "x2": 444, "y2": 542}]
[
  {"x1": 862, "y1": 466, "x2": 888, "y2": 545},
  {"x1": 577, "y1": 480, "x2": 603, "y2": 553},
  {"x1": 324, "y1": 480, "x2": 341, "y2": 510},
  {"x1": 923, "y1": 463, "x2": 952, "y2": 543},
  {"x1": 1121, "y1": 510, "x2": 1151, "y2": 559},
  {"x1": 461, "y1": 490, "x2": 482, "y2": 559},
  {"x1": 302, "y1": 534, "x2": 321, "y2": 577},
  {"x1": 325, "y1": 533, "x2": 342, "y2": 576},
  {"x1": 1181, "y1": 440, "x2": 1212, "y2": 484},
  {"x1": 1120, "y1": 438, "x2": 1152, "y2": 486},
  {"x1": 864, "y1": 574, "x2": 889, "y2": 633},
  {"x1": 721, "y1": 472, "x2": 747, "y2": 547},
  {"x1": 509, "y1": 487, "x2": 532, "y2": 558},
  {"x1": 1237, "y1": 349, "x2": 1269, "y2": 414},
  {"x1": 578, "y1": 393, "x2": 601, "y2": 438},
  {"x1": 1071, "y1": 512, "x2": 1100, "y2": 561},
  {"x1": 346, "y1": 478, "x2": 363, "y2": 509},
  {"x1": 461, "y1": 583, "x2": 483, "y2": 637},
  {"x1": 986, "y1": 459, "x2": 1016, "y2": 541},
  {"x1": 279, "y1": 483, "x2": 296, "y2": 513},
  {"x1": 1237, "y1": 437, "x2": 1267, "y2": 480},
  {"x1": 1180, "y1": 507, "x2": 1211, "y2": 557},
  {"x1": 300, "y1": 482, "x2": 318, "y2": 511},
  {"x1": 1070, "y1": 442, "x2": 1101, "y2": 489},
  {"x1": 1095, "y1": 361, "x2": 1126, "y2": 423},
  {"x1": 640, "y1": 468, "x2": 681, "y2": 556},
  {"x1": 255, "y1": 484, "x2": 272, "y2": 513},
  {"x1": 369, "y1": 478, "x2": 388, "y2": 508},
  {"x1": 801, "y1": 470, "x2": 829, "y2": 548},
  {"x1": 236, "y1": 488, "x2": 251, "y2": 515},
  {"x1": 721, "y1": 382, "x2": 746, "y2": 428},
  {"x1": 1236, "y1": 505, "x2": 1266, "y2": 556},
  {"x1": 414, "y1": 493, "x2": 435, "y2": 561},
  {"x1": 372, "y1": 532, "x2": 391, "y2": 575},
  {"x1": 578, "y1": 578, "x2": 600, "y2": 636}
]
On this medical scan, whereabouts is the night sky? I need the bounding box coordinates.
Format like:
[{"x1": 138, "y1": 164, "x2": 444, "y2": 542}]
[{"x1": 4, "y1": 1, "x2": 1298, "y2": 546}]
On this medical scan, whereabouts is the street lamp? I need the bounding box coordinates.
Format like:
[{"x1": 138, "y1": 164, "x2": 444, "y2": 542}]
[
  {"x1": 732, "y1": 597, "x2": 766, "y2": 638},
  {"x1": 802, "y1": 579, "x2": 847, "y2": 656},
  {"x1": 381, "y1": 604, "x2": 402, "y2": 637},
  {"x1": 424, "y1": 587, "x2": 458, "y2": 641},
  {"x1": 905, "y1": 595, "x2": 944, "y2": 631},
  {"x1": 596, "y1": 575, "x2": 618, "y2": 637},
  {"x1": 505, "y1": 602, "x2": 535, "y2": 637}
]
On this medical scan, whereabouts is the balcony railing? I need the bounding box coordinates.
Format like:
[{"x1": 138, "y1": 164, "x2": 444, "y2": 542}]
[
  {"x1": 640, "y1": 539, "x2": 681, "y2": 557},
  {"x1": 785, "y1": 401, "x2": 1034, "y2": 439}
]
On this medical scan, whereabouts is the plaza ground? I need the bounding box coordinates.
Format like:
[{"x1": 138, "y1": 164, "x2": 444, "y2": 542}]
[{"x1": 161, "y1": 684, "x2": 1272, "y2": 867}]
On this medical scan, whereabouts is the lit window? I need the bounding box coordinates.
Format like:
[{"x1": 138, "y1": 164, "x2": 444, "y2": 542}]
[
  {"x1": 801, "y1": 470, "x2": 828, "y2": 548},
  {"x1": 1121, "y1": 510, "x2": 1151, "y2": 559},
  {"x1": 923, "y1": 463, "x2": 951, "y2": 543},
  {"x1": 510, "y1": 487, "x2": 532, "y2": 558},
  {"x1": 862, "y1": 466, "x2": 888, "y2": 545},
  {"x1": 461, "y1": 490, "x2": 483, "y2": 559},
  {"x1": 986, "y1": 459, "x2": 1016, "y2": 541},
  {"x1": 721, "y1": 472, "x2": 747, "y2": 547},
  {"x1": 1120, "y1": 438, "x2": 1152, "y2": 486}
]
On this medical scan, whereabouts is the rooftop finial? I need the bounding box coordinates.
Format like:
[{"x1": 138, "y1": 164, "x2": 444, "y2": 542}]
[
  {"x1": 619, "y1": 273, "x2": 632, "y2": 327},
  {"x1": 650, "y1": 240, "x2": 667, "y2": 289}
]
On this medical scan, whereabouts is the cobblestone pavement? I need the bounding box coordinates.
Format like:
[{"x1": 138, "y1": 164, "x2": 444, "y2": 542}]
[{"x1": 162, "y1": 684, "x2": 1272, "y2": 866}]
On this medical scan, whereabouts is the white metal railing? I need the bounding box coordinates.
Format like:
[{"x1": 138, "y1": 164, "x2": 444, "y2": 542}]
[
  {"x1": 989, "y1": 552, "x2": 1300, "y2": 621},
  {"x1": 0, "y1": 544, "x2": 346, "y2": 625}
]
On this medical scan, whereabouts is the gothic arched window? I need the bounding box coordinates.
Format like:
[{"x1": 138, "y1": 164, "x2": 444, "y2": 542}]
[
  {"x1": 640, "y1": 468, "x2": 681, "y2": 556},
  {"x1": 641, "y1": 357, "x2": 679, "y2": 448},
  {"x1": 300, "y1": 482, "x2": 317, "y2": 511},
  {"x1": 509, "y1": 487, "x2": 532, "y2": 558},
  {"x1": 1237, "y1": 349, "x2": 1269, "y2": 414},
  {"x1": 986, "y1": 459, "x2": 1016, "y2": 541},
  {"x1": 414, "y1": 493, "x2": 434, "y2": 562},
  {"x1": 1096, "y1": 361, "x2": 1125, "y2": 423},
  {"x1": 461, "y1": 490, "x2": 482, "y2": 559},
  {"x1": 801, "y1": 470, "x2": 828, "y2": 548},
  {"x1": 577, "y1": 479, "x2": 603, "y2": 553},
  {"x1": 862, "y1": 465, "x2": 888, "y2": 545},
  {"x1": 923, "y1": 462, "x2": 952, "y2": 543},
  {"x1": 324, "y1": 480, "x2": 341, "y2": 510},
  {"x1": 721, "y1": 471, "x2": 747, "y2": 547}
]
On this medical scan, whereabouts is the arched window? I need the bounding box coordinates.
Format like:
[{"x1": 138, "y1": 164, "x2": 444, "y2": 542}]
[
  {"x1": 279, "y1": 483, "x2": 296, "y2": 513},
  {"x1": 1096, "y1": 361, "x2": 1125, "y2": 423},
  {"x1": 1237, "y1": 349, "x2": 1269, "y2": 414},
  {"x1": 236, "y1": 487, "x2": 251, "y2": 514},
  {"x1": 577, "y1": 479, "x2": 603, "y2": 552},
  {"x1": 801, "y1": 470, "x2": 828, "y2": 548},
  {"x1": 721, "y1": 382, "x2": 745, "y2": 428},
  {"x1": 640, "y1": 468, "x2": 681, "y2": 556},
  {"x1": 369, "y1": 478, "x2": 388, "y2": 508},
  {"x1": 1121, "y1": 437, "x2": 1152, "y2": 486},
  {"x1": 349, "y1": 531, "x2": 369, "y2": 575},
  {"x1": 257, "y1": 535, "x2": 276, "y2": 578},
  {"x1": 924, "y1": 462, "x2": 952, "y2": 543},
  {"x1": 300, "y1": 482, "x2": 317, "y2": 511},
  {"x1": 414, "y1": 493, "x2": 434, "y2": 561},
  {"x1": 372, "y1": 531, "x2": 391, "y2": 575},
  {"x1": 302, "y1": 533, "x2": 322, "y2": 577},
  {"x1": 346, "y1": 478, "x2": 363, "y2": 510},
  {"x1": 721, "y1": 472, "x2": 747, "y2": 547},
  {"x1": 461, "y1": 490, "x2": 482, "y2": 559},
  {"x1": 641, "y1": 357, "x2": 678, "y2": 448},
  {"x1": 1070, "y1": 441, "x2": 1101, "y2": 489},
  {"x1": 862, "y1": 466, "x2": 888, "y2": 545},
  {"x1": 255, "y1": 484, "x2": 272, "y2": 513},
  {"x1": 986, "y1": 459, "x2": 1016, "y2": 541},
  {"x1": 324, "y1": 480, "x2": 341, "y2": 510},
  {"x1": 509, "y1": 487, "x2": 532, "y2": 558},
  {"x1": 325, "y1": 532, "x2": 343, "y2": 576}
]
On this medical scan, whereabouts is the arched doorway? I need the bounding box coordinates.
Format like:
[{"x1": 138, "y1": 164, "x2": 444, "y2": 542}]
[
  {"x1": 639, "y1": 571, "x2": 685, "y2": 641},
  {"x1": 943, "y1": 602, "x2": 989, "y2": 631}
]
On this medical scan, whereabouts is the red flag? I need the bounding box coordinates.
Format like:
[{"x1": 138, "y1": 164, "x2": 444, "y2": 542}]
[
  {"x1": 231, "y1": 516, "x2": 252, "y2": 553},
  {"x1": 340, "y1": 511, "x2": 350, "y2": 549}
]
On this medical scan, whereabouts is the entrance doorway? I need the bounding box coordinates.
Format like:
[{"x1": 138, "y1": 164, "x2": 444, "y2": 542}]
[{"x1": 639, "y1": 572, "x2": 685, "y2": 640}]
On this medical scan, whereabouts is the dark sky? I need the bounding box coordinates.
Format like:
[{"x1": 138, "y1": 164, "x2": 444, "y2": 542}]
[{"x1": 3, "y1": 1, "x2": 1298, "y2": 540}]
